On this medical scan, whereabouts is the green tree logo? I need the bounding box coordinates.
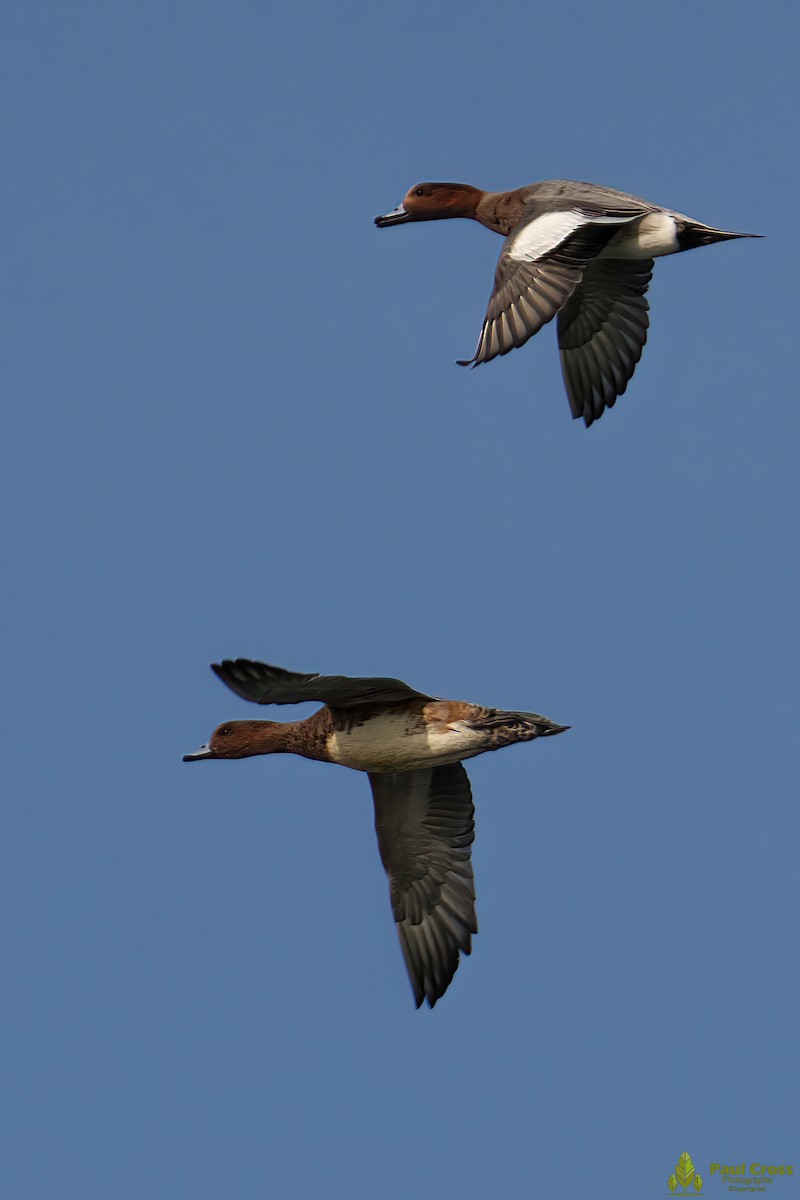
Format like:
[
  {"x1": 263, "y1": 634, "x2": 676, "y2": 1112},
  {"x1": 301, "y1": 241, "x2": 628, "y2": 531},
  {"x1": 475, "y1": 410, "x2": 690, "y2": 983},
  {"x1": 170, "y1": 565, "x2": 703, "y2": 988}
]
[{"x1": 668, "y1": 1153, "x2": 702, "y2": 1194}]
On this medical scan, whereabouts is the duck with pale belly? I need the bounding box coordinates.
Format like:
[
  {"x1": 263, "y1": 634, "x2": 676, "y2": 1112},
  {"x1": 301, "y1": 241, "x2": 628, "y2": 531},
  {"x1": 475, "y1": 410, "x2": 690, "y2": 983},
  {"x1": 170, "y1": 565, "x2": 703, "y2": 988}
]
[{"x1": 184, "y1": 658, "x2": 568, "y2": 1009}]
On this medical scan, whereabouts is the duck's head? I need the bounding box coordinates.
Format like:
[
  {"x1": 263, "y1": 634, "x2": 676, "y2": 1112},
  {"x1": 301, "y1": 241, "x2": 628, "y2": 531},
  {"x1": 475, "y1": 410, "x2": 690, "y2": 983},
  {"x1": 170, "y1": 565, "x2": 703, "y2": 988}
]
[
  {"x1": 183, "y1": 719, "x2": 283, "y2": 761},
  {"x1": 375, "y1": 182, "x2": 481, "y2": 226}
]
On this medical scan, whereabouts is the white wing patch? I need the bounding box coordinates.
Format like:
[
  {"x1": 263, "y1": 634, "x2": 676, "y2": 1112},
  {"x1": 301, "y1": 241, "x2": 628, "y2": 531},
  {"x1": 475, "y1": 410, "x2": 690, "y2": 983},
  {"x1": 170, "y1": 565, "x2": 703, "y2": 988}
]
[{"x1": 506, "y1": 210, "x2": 592, "y2": 262}]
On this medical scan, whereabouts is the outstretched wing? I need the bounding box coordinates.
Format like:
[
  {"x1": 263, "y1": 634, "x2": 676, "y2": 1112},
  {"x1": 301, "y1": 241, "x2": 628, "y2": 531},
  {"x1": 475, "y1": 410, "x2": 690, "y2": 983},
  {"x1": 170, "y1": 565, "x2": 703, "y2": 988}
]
[
  {"x1": 211, "y1": 658, "x2": 435, "y2": 709},
  {"x1": 557, "y1": 257, "x2": 653, "y2": 427},
  {"x1": 370, "y1": 762, "x2": 476, "y2": 1009},
  {"x1": 458, "y1": 210, "x2": 643, "y2": 368}
]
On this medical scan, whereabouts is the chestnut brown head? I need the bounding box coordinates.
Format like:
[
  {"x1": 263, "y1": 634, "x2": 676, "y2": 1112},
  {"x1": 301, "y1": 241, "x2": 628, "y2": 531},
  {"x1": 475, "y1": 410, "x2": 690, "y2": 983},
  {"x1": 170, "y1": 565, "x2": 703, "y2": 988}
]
[
  {"x1": 375, "y1": 182, "x2": 481, "y2": 227},
  {"x1": 183, "y1": 720, "x2": 287, "y2": 761}
]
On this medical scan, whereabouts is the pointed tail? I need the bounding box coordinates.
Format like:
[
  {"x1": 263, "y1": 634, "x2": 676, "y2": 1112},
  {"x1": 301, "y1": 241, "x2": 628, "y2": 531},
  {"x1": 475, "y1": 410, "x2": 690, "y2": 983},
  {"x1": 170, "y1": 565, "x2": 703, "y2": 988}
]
[
  {"x1": 475, "y1": 708, "x2": 570, "y2": 739},
  {"x1": 679, "y1": 223, "x2": 763, "y2": 250},
  {"x1": 506, "y1": 710, "x2": 570, "y2": 738}
]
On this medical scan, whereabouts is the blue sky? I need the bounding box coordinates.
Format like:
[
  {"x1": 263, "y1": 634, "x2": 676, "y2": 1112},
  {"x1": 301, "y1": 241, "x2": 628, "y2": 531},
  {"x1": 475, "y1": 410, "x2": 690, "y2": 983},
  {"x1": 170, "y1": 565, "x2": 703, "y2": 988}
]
[{"x1": 2, "y1": 1, "x2": 797, "y2": 1196}]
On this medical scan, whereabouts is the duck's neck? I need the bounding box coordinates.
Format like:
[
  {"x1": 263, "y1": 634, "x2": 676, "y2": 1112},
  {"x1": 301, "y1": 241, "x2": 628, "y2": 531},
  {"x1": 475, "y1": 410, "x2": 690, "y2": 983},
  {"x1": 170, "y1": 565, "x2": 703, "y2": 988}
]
[
  {"x1": 474, "y1": 189, "x2": 528, "y2": 237},
  {"x1": 230, "y1": 714, "x2": 333, "y2": 762},
  {"x1": 250, "y1": 720, "x2": 309, "y2": 756}
]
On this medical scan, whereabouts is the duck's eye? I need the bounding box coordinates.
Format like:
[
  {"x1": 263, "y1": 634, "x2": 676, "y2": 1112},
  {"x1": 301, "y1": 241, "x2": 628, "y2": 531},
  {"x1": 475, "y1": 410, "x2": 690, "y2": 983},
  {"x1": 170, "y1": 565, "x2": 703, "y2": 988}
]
[
  {"x1": 219, "y1": 726, "x2": 232, "y2": 737},
  {"x1": 414, "y1": 187, "x2": 426, "y2": 196}
]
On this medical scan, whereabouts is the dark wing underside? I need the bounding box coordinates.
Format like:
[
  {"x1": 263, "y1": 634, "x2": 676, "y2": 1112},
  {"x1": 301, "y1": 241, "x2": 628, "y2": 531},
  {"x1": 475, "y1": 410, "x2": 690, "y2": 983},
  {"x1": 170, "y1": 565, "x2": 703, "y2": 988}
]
[
  {"x1": 370, "y1": 762, "x2": 476, "y2": 1009},
  {"x1": 458, "y1": 215, "x2": 644, "y2": 369},
  {"x1": 212, "y1": 659, "x2": 435, "y2": 709},
  {"x1": 557, "y1": 257, "x2": 653, "y2": 427},
  {"x1": 457, "y1": 257, "x2": 584, "y2": 366}
]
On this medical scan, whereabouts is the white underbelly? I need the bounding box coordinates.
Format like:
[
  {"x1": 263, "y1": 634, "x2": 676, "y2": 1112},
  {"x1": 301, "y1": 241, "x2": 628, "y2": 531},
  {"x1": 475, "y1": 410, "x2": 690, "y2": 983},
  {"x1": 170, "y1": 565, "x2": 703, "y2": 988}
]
[
  {"x1": 602, "y1": 211, "x2": 681, "y2": 259},
  {"x1": 325, "y1": 711, "x2": 485, "y2": 773}
]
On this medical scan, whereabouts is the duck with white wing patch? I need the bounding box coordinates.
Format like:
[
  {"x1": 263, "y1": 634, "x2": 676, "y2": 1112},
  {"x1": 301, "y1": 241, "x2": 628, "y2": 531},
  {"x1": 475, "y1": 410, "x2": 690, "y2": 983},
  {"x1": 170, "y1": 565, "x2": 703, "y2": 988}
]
[{"x1": 376, "y1": 177, "x2": 761, "y2": 426}]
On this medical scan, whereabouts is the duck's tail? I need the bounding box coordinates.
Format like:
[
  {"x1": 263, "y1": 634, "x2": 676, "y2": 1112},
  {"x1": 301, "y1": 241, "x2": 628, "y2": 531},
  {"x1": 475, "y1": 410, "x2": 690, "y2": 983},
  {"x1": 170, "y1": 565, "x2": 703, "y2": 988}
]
[
  {"x1": 470, "y1": 707, "x2": 570, "y2": 746},
  {"x1": 678, "y1": 222, "x2": 763, "y2": 250}
]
